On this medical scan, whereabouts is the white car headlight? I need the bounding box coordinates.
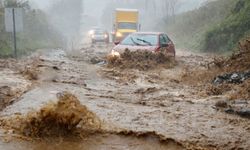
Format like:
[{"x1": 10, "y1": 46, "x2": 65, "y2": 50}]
[
  {"x1": 88, "y1": 30, "x2": 94, "y2": 35},
  {"x1": 111, "y1": 50, "x2": 120, "y2": 57}
]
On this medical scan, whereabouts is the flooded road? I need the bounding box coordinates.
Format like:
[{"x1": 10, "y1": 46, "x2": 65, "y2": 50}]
[
  {"x1": 0, "y1": 133, "x2": 183, "y2": 150},
  {"x1": 0, "y1": 46, "x2": 250, "y2": 149}
]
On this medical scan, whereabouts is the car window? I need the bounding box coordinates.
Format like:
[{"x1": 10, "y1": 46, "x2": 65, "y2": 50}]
[
  {"x1": 94, "y1": 30, "x2": 105, "y2": 34},
  {"x1": 163, "y1": 34, "x2": 171, "y2": 43},
  {"x1": 121, "y1": 34, "x2": 158, "y2": 46},
  {"x1": 160, "y1": 35, "x2": 167, "y2": 45}
]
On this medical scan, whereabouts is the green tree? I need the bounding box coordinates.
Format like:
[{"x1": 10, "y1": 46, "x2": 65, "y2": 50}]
[
  {"x1": 0, "y1": 0, "x2": 64, "y2": 57},
  {"x1": 4, "y1": 0, "x2": 30, "y2": 8},
  {"x1": 203, "y1": 0, "x2": 250, "y2": 52}
]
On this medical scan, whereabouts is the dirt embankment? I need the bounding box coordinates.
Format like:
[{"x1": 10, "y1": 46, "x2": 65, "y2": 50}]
[
  {"x1": 179, "y1": 38, "x2": 250, "y2": 120},
  {"x1": 181, "y1": 38, "x2": 250, "y2": 100},
  {"x1": 107, "y1": 49, "x2": 176, "y2": 71},
  {"x1": 216, "y1": 38, "x2": 250, "y2": 72}
]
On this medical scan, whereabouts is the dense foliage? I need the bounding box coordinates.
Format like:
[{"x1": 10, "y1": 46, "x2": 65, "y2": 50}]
[
  {"x1": 203, "y1": 0, "x2": 250, "y2": 52},
  {"x1": 162, "y1": 0, "x2": 250, "y2": 52},
  {"x1": 0, "y1": 0, "x2": 63, "y2": 57}
]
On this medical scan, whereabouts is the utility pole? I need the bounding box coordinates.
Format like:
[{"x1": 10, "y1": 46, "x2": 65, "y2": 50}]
[
  {"x1": 12, "y1": 8, "x2": 17, "y2": 58},
  {"x1": 5, "y1": 8, "x2": 23, "y2": 59}
]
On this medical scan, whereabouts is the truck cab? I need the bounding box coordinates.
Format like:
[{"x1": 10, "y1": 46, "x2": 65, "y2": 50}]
[{"x1": 113, "y1": 8, "x2": 140, "y2": 42}]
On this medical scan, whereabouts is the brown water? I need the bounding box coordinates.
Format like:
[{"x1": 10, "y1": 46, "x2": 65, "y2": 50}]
[
  {"x1": 0, "y1": 48, "x2": 250, "y2": 150},
  {"x1": 0, "y1": 88, "x2": 183, "y2": 150},
  {"x1": 0, "y1": 133, "x2": 183, "y2": 150}
]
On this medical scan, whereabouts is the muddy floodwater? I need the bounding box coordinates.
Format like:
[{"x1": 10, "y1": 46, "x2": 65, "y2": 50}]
[
  {"x1": 0, "y1": 133, "x2": 183, "y2": 150},
  {"x1": 0, "y1": 46, "x2": 250, "y2": 150}
]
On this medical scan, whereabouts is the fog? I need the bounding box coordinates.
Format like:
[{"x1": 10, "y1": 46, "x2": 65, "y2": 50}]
[
  {"x1": 31, "y1": 0, "x2": 207, "y2": 30},
  {"x1": 4, "y1": 0, "x2": 208, "y2": 49}
]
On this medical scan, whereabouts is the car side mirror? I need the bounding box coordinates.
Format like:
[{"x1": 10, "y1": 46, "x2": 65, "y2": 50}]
[{"x1": 114, "y1": 41, "x2": 120, "y2": 45}]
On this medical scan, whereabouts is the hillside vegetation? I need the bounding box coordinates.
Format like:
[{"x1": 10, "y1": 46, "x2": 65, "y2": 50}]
[
  {"x1": 0, "y1": 0, "x2": 63, "y2": 58},
  {"x1": 162, "y1": 0, "x2": 250, "y2": 52},
  {"x1": 203, "y1": 0, "x2": 250, "y2": 52}
]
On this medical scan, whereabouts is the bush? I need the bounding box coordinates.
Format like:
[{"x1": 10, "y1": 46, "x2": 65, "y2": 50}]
[
  {"x1": 161, "y1": 0, "x2": 250, "y2": 52},
  {"x1": 203, "y1": 0, "x2": 250, "y2": 52},
  {"x1": 0, "y1": 1, "x2": 64, "y2": 58}
]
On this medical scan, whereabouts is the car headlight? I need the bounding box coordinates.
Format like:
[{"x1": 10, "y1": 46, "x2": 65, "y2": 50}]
[
  {"x1": 116, "y1": 32, "x2": 123, "y2": 37},
  {"x1": 88, "y1": 30, "x2": 94, "y2": 35},
  {"x1": 111, "y1": 50, "x2": 120, "y2": 57}
]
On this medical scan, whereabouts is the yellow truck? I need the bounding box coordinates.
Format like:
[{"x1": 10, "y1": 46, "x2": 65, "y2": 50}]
[{"x1": 112, "y1": 8, "x2": 140, "y2": 42}]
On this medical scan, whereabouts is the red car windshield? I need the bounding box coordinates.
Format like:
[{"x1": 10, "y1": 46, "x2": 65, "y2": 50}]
[{"x1": 121, "y1": 34, "x2": 158, "y2": 46}]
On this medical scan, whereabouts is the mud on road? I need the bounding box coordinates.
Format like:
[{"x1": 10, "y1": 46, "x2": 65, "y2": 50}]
[{"x1": 0, "y1": 45, "x2": 249, "y2": 150}]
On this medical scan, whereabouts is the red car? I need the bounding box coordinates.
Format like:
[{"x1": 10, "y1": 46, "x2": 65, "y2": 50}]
[{"x1": 111, "y1": 32, "x2": 175, "y2": 57}]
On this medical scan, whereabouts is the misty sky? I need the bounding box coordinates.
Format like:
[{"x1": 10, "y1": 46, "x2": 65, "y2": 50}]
[
  {"x1": 32, "y1": 0, "x2": 207, "y2": 14},
  {"x1": 30, "y1": 0, "x2": 59, "y2": 9},
  {"x1": 31, "y1": 0, "x2": 207, "y2": 29}
]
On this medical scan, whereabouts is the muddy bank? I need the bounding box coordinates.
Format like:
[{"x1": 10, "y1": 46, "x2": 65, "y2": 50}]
[
  {"x1": 181, "y1": 38, "x2": 250, "y2": 100},
  {"x1": 107, "y1": 49, "x2": 176, "y2": 71},
  {"x1": 211, "y1": 38, "x2": 250, "y2": 100},
  {"x1": 179, "y1": 38, "x2": 250, "y2": 122},
  {"x1": 214, "y1": 38, "x2": 250, "y2": 72}
]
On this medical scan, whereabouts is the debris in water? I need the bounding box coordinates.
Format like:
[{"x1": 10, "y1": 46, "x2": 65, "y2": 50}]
[
  {"x1": 1, "y1": 92, "x2": 101, "y2": 137},
  {"x1": 213, "y1": 70, "x2": 250, "y2": 85},
  {"x1": 228, "y1": 79, "x2": 250, "y2": 100},
  {"x1": 214, "y1": 99, "x2": 250, "y2": 119},
  {"x1": 236, "y1": 109, "x2": 250, "y2": 119},
  {"x1": 0, "y1": 86, "x2": 14, "y2": 111},
  {"x1": 208, "y1": 38, "x2": 250, "y2": 72},
  {"x1": 19, "y1": 58, "x2": 42, "y2": 80},
  {"x1": 215, "y1": 100, "x2": 228, "y2": 108},
  {"x1": 205, "y1": 84, "x2": 232, "y2": 96},
  {"x1": 181, "y1": 38, "x2": 250, "y2": 101},
  {"x1": 90, "y1": 56, "x2": 104, "y2": 64},
  {"x1": 107, "y1": 49, "x2": 176, "y2": 71}
]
